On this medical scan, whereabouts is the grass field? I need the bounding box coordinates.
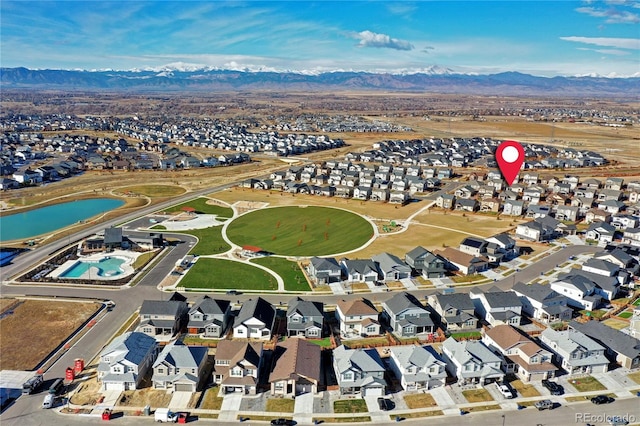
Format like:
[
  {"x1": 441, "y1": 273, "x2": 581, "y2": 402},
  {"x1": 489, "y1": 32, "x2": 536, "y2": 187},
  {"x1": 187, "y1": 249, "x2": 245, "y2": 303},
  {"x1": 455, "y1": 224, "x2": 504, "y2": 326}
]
[
  {"x1": 627, "y1": 371, "x2": 640, "y2": 384},
  {"x1": 462, "y1": 389, "x2": 494, "y2": 403},
  {"x1": 510, "y1": 379, "x2": 541, "y2": 397},
  {"x1": 180, "y1": 258, "x2": 278, "y2": 291},
  {"x1": 250, "y1": 257, "x2": 311, "y2": 291},
  {"x1": 226, "y1": 206, "x2": 373, "y2": 256},
  {"x1": 199, "y1": 387, "x2": 223, "y2": 410},
  {"x1": 266, "y1": 398, "x2": 295, "y2": 412},
  {"x1": 334, "y1": 399, "x2": 368, "y2": 413},
  {"x1": 163, "y1": 197, "x2": 233, "y2": 217},
  {"x1": 404, "y1": 393, "x2": 438, "y2": 409},
  {"x1": 618, "y1": 311, "x2": 633, "y2": 319},
  {"x1": 0, "y1": 299, "x2": 100, "y2": 370},
  {"x1": 173, "y1": 227, "x2": 230, "y2": 255},
  {"x1": 568, "y1": 376, "x2": 606, "y2": 392}
]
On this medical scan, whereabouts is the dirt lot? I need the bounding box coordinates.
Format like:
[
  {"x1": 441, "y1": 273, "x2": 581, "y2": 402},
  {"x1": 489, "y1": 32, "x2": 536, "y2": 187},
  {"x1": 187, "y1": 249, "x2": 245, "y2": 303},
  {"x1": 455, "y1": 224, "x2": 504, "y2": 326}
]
[
  {"x1": 118, "y1": 386, "x2": 172, "y2": 408},
  {"x1": 0, "y1": 299, "x2": 100, "y2": 370}
]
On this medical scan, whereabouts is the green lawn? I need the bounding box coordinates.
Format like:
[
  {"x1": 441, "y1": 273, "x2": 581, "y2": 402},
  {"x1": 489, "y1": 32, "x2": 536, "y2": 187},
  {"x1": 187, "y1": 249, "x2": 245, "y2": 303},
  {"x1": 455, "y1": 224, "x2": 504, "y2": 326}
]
[
  {"x1": 633, "y1": 298, "x2": 640, "y2": 306},
  {"x1": 618, "y1": 311, "x2": 633, "y2": 319},
  {"x1": 163, "y1": 198, "x2": 233, "y2": 217},
  {"x1": 307, "y1": 337, "x2": 332, "y2": 347},
  {"x1": 118, "y1": 185, "x2": 186, "y2": 198},
  {"x1": 450, "y1": 331, "x2": 482, "y2": 340},
  {"x1": 180, "y1": 258, "x2": 278, "y2": 291},
  {"x1": 251, "y1": 257, "x2": 310, "y2": 291},
  {"x1": 334, "y1": 399, "x2": 368, "y2": 413},
  {"x1": 226, "y1": 206, "x2": 373, "y2": 256},
  {"x1": 568, "y1": 376, "x2": 606, "y2": 392},
  {"x1": 173, "y1": 227, "x2": 230, "y2": 255}
]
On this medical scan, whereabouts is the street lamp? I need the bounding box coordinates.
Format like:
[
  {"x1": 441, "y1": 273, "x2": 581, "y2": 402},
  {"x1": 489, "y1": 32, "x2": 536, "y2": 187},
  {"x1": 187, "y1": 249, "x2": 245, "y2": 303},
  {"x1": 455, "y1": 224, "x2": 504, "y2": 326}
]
[{"x1": 502, "y1": 414, "x2": 505, "y2": 426}]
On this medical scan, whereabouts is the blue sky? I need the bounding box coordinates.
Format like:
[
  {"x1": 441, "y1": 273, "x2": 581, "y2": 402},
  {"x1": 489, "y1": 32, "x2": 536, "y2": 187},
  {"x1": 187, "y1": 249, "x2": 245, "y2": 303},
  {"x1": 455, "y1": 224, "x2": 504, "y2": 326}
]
[{"x1": 1, "y1": 1, "x2": 639, "y2": 76}]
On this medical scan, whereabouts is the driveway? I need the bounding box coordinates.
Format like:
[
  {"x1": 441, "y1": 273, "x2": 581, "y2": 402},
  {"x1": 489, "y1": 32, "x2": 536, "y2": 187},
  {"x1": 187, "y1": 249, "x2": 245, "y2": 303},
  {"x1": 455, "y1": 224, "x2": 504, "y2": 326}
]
[
  {"x1": 168, "y1": 391, "x2": 192, "y2": 409},
  {"x1": 218, "y1": 392, "x2": 243, "y2": 421}
]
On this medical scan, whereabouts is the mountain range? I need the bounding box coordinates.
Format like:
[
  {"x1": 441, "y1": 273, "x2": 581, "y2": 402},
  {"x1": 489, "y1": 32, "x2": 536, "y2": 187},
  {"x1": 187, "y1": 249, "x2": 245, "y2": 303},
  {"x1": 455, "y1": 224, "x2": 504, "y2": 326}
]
[{"x1": 1, "y1": 66, "x2": 638, "y2": 97}]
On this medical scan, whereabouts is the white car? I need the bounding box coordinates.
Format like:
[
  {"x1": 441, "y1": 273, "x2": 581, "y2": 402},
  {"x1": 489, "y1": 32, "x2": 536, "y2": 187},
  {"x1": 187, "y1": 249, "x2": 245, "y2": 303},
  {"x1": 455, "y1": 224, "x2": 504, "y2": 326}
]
[{"x1": 497, "y1": 383, "x2": 515, "y2": 399}]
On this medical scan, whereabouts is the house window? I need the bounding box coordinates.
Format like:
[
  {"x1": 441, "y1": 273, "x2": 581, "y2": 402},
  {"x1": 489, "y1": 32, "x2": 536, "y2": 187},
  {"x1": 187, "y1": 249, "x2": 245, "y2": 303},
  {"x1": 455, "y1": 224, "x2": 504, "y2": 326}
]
[
  {"x1": 262, "y1": 330, "x2": 270, "y2": 336},
  {"x1": 236, "y1": 329, "x2": 245, "y2": 334},
  {"x1": 366, "y1": 325, "x2": 377, "y2": 334},
  {"x1": 349, "y1": 324, "x2": 355, "y2": 329},
  {"x1": 246, "y1": 369, "x2": 254, "y2": 376},
  {"x1": 158, "y1": 368, "x2": 164, "y2": 374},
  {"x1": 343, "y1": 372, "x2": 353, "y2": 381},
  {"x1": 231, "y1": 369, "x2": 242, "y2": 377},
  {"x1": 216, "y1": 360, "x2": 229, "y2": 365},
  {"x1": 274, "y1": 382, "x2": 284, "y2": 391},
  {"x1": 292, "y1": 316, "x2": 300, "y2": 323},
  {"x1": 308, "y1": 329, "x2": 319, "y2": 337},
  {"x1": 113, "y1": 367, "x2": 121, "y2": 373},
  {"x1": 126, "y1": 366, "x2": 134, "y2": 372}
]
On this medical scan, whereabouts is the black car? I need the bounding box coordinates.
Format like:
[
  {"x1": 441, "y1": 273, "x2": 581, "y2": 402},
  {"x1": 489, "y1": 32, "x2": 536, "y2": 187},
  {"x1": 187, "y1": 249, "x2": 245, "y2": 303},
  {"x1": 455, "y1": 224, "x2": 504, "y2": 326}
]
[
  {"x1": 377, "y1": 397, "x2": 393, "y2": 411},
  {"x1": 226, "y1": 290, "x2": 241, "y2": 295},
  {"x1": 541, "y1": 379, "x2": 563, "y2": 395},
  {"x1": 591, "y1": 395, "x2": 615, "y2": 405},
  {"x1": 270, "y1": 419, "x2": 296, "y2": 426}
]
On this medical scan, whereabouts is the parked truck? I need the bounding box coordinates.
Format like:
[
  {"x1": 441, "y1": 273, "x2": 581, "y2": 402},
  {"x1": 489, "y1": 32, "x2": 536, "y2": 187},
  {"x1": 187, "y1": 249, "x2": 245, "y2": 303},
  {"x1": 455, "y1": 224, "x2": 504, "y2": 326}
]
[
  {"x1": 22, "y1": 374, "x2": 43, "y2": 395},
  {"x1": 154, "y1": 408, "x2": 178, "y2": 423}
]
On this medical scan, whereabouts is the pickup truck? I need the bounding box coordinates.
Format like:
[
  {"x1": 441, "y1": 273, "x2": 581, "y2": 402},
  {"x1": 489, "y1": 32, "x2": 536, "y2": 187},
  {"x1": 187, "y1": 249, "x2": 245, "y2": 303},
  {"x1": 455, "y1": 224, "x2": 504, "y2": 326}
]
[{"x1": 534, "y1": 399, "x2": 554, "y2": 411}]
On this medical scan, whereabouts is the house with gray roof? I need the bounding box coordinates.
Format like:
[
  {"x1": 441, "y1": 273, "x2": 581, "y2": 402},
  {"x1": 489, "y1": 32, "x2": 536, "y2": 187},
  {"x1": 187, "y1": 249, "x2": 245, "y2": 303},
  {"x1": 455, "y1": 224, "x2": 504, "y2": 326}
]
[
  {"x1": 332, "y1": 345, "x2": 386, "y2": 396},
  {"x1": 152, "y1": 340, "x2": 209, "y2": 392},
  {"x1": 340, "y1": 259, "x2": 379, "y2": 283},
  {"x1": 388, "y1": 345, "x2": 447, "y2": 390},
  {"x1": 187, "y1": 296, "x2": 230, "y2": 339},
  {"x1": 582, "y1": 258, "x2": 621, "y2": 281},
  {"x1": 233, "y1": 297, "x2": 276, "y2": 340},
  {"x1": 585, "y1": 221, "x2": 617, "y2": 243},
  {"x1": 436, "y1": 193, "x2": 455, "y2": 209},
  {"x1": 441, "y1": 337, "x2": 504, "y2": 385},
  {"x1": 372, "y1": 252, "x2": 412, "y2": 282},
  {"x1": 382, "y1": 292, "x2": 435, "y2": 338},
  {"x1": 97, "y1": 331, "x2": 158, "y2": 391},
  {"x1": 511, "y1": 282, "x2": 572, "y2": 324},
  {"x1": 551, "y1": 270, "x2": 620, "y2": 309},
  {"x1": 404, "y1": 246, "x2": 446, "y2": 278},
  {"x1": 287, "y1": 297, "x2": 324, "y2": 338},
  {"x1": 427, "y1": 292, "x2": 478, "y2": 332},
  {"x1": 137, "y1": 300, "x2": 189, "y2": 341},
  {"x1": 502, "y1": 199, "x2": 524, "y2": 216},
  {"x1": 540, "y1": 328, "x2": 609, "y2": 374},
  {"x1": 569, "y1": 320, "x2": 640, "y2": 370},
  {"x1": 469, "y1": 287, "x2": 523, "y2": 327},
  {"x1": 308, "y1": 256, "x2": 342, "y2": 284}
]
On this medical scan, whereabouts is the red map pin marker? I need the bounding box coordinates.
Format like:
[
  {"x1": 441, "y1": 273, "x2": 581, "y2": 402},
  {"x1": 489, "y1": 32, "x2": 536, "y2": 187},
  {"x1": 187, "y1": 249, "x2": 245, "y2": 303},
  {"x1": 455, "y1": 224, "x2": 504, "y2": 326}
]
[{"x1": 496, "y1": 140, "x2": 525, "y2": 186}]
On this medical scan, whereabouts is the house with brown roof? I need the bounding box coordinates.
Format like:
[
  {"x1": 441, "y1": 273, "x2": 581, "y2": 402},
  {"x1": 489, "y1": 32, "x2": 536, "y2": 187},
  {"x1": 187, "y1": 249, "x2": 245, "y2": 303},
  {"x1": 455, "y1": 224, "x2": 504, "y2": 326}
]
[
  {"x1": 213, "y1": 340, "x2": 264, "y2": 394},
  {"x1": 269, "y1": 337, "x2": 321, "y2": 396},
  {"x1": 335, "y1": 298, "x2": 381, "y2": 338},
  {"x1": 435, "y1": 247, "x2": 489, "y2": 275},
  {"x1": 482, "y1": 325, "x2": 556, "y2": 382}
]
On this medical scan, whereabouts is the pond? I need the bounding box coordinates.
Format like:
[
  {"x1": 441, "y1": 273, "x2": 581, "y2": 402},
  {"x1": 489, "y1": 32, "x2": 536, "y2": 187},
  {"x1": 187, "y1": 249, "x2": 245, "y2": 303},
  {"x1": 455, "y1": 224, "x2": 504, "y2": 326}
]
[{"x1": 0, "y1": 198, "x2": 125, "y2": 242}]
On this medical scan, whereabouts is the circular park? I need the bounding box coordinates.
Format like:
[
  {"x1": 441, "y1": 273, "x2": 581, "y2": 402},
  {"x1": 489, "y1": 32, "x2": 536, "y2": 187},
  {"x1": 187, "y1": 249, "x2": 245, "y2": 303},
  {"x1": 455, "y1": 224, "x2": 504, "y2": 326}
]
[{"x1": 225, "y1": 206, "x2": 374, "y2": 256}]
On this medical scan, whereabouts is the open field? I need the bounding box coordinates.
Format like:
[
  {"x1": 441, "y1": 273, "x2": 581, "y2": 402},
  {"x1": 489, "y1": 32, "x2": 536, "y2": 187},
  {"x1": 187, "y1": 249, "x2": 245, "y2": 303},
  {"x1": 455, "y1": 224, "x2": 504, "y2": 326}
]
[
  {"x1": 118, "y1": 386, "x2": 172, "y2": 408},
  {"x1": 115, "y1": 184, "x2": 187, "y2": 198},
  {"x1": 0, "y1": 299, "x2": 100, "y2": 370},
  {"x1": 250, "y1": 257, "x2": 311, "y2": 291},
  {"x1": 180, "y1": 258, "x2": 278, "y2": 291},
  {"x1": 603, "y1": 318, "x2": 631, "y2": 330},
  {"x1": 226, "y1": 206, "x2": 374, "y2": 256},
  {"x1": 174, "y1": 227, "x2": 230, "y2": 256}
]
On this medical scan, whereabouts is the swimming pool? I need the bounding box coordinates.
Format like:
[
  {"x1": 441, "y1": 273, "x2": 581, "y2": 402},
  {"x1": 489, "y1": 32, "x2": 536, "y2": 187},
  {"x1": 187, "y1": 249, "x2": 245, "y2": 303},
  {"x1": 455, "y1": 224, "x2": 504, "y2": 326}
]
[{"x1": 60, "y1": 257, "x2": 126, "y2": 278}]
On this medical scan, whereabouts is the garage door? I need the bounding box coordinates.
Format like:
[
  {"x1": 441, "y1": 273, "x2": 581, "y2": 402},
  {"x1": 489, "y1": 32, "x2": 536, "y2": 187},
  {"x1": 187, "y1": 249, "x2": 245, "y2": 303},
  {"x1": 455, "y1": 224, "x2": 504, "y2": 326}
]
[
  {"x1": 362, "y1": 386, "x2": 383, "y2": 397},
  {"x1": 175, "y1": 384, "x2": 193, "y2": 392},
  {"x1": 104, "y1": 382, "x2": 124, "y2": 391}
]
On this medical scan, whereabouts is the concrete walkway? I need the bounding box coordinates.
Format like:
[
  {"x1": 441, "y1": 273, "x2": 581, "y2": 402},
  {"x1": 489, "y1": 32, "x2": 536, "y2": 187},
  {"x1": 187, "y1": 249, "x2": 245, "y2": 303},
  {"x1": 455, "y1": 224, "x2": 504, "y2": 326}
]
[
  {"x1": 329, "y1": 282, "x2": 346, "y2": 295},
  {"x1": 364, "y1": 395, "x2": 389, "y2": 423},
  {"x1": 400, "y1": 278, "x2": 418, "y2": 290},
  {"x1": 430, "y1": 386, "x2": 456, "y2": 408}
]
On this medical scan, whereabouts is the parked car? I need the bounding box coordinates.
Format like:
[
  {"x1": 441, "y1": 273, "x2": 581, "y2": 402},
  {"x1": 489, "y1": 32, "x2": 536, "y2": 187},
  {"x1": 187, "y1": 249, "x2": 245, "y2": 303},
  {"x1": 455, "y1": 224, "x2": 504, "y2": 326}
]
[
  {"x1": 270, "y1": 419, "x2": 296, "y2": 426},
  {"x1": 541, "y1": 379, "x2": 563, "y2": 395},
  {"x1": 496, "y1": 382, "x2": 515, "y2": 399},
  {"x1": 607, "y1": 416, "x2": 629, "y2": 426},
  {"x1": 377, "y1": 397, "x2": 394, "y2": 411},
  {"x1": 226, "y1": 290, "x2": 241, "y2": 295},
  {"x1": 591, "y1": 395, "x2": 615, "y2": 405},
  {"x1": 534, "y1": 400, "x2": 554, "y2": 411}
]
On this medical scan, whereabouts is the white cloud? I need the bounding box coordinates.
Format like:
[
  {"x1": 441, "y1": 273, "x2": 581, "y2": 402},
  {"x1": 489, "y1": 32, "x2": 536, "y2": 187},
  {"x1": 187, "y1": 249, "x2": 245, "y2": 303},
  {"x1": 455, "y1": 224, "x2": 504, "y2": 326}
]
[
  {"x1": 577, "y1": 47, "x2": 631, "y2": 55},
  {"x1": 560, "y1": 36, "x2": 640, "y2": 49},
  {"x1": 349, "y1": 30, "x2": 414, "y2": 51},
  {"x1": 575, "y1": 6, "x2": 640, "y2": 23}
]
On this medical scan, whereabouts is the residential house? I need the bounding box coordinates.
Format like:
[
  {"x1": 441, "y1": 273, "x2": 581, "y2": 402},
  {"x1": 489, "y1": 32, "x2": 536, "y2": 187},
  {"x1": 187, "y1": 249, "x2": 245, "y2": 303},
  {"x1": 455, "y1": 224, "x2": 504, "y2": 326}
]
[
  {"x1": 469, "y1": 287, "x2": 523, "y2": 327},
  {"x1": 427, "y1": 292, "x2": 478, "y2": 332},
  {"x1": 335, "y1": 298, "x2": 381, "y2": 337},
  {"x1": 582, "y1": 258, "x2": 621, "y2": 282},
  {"x1": 622, "y1": 228, "x2": 640, "y2": 247},
  {"x1": 455, "y1": 198, "x2": 479, "y2": 212},
  {"x1": 152, "y1": 341, "x2": 209, "y2": 392},
  {"x1": 485, "y1": 234, "x2": 518, "y2": 260},
  {"x1": 585, "y1": 208, "x2": 612, "y2": 224},
  {"x1": 382, "y1": 292, "x2": 435, "y2": 338},
  {"x1": 340, "y1": 259, "x2": 379, "y2": 283},
  {"x1": 233, "y1": 297, "x2": 276, "y2": 340},
  {"x1": 569, "y1": 321, "x2": 640, "y2": 370},
  {"x1": 308, "y1": 257, "x2": 342, "y2": 284},
  {"x1": 270, "y1": 337, "x2": 321, "y2": 396},
  {"x1": 502, "y1": 199, "x2": 524, "y2": 216},
  {"x1": 137, "y1": 300, "x2": 189, "y2": 341},
  {"x1": 435, "y1": 247, "x2": 488, "y2": 275},
  {"x1": 287, "y1": 297, "x2": 324, "y2": 338},
  {"x1": 511, "y1": 282, "x2": 572, "y2": 324},
  {"x1": 213, "y1": 340, "x2": 264, "y2": 394},
  {"x1": 555, "y1": 205, "x2": 580, "y2": 222},
  {"x1": 459, "y1": 237, "x2": 488, "y2": 257},
  {"x1": 540, "y1": 328, "x2": 609, "y2": 374},
  {"x1": 404, "y1": 246, "x2": 446, "y2": 278},
  {"x1": 388, "y1": 345, "x2": 447, "y2": 391},
  {"x1": 332, "y1": 345, "x2": 386, "y2": 396},
  {"x1": 585, "y1": 221, "x2": 617, "y2": 244},
  {"x1": 372, "y1": 252, "x2": 412, "y2": 281},
  {"x1": 515, "y1": 216, "x2": 560, "y2": 242},
  {"x1": 187, "y1": 296, "x2": 230, "y2": 338},
  {"x1": 436, "y1": 194, "x2": 456, "y2": 209},
  {"x1": 97, "y1": 332, "x2": 158, "y2": 391},
  {"x1": 441, "y1": 337, "x2": 504, "y2": 385},
  {"x1": 482, "y1": 325, "x2": 556, "y2": 382}
]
